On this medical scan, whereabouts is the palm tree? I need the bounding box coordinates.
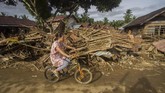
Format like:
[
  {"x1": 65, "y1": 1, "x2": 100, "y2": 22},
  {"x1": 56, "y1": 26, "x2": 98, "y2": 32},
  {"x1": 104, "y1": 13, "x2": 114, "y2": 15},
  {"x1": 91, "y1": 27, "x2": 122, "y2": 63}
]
[
  {"x1": 0, "y1": 12, "x2": 7, "y2": 16},
  {"x1": 20, "y1": 15, "x2": 29, "y2": 19},
  {"x1": 14, "y1": 15, "x2": 18, "y2": 18}
]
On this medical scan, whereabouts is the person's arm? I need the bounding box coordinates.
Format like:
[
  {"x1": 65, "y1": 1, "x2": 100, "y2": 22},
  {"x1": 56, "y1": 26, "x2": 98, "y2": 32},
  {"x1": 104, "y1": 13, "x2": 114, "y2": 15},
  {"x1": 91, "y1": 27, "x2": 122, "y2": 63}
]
[
  {"x1": 56, "y1": 46, "x2": 70, "y2": 58},
  {"x1": 63, "y1": 43, "x2": 76, "y2": 50},
  {"x1": 66, "y1": 45, "x2": 76, "y2": 50}
]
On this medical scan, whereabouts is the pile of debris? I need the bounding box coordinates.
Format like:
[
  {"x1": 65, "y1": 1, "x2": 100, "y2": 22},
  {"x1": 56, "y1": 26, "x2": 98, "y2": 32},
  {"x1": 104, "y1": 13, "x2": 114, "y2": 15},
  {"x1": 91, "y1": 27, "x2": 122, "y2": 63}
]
[
  {"x1": 139, "y1": 39, "x2": 165, "y2": 61},
  {"x1": 0, "y1": 26, "x2": 164, "y2": 72},
  {"x1": 67, "y1": 27, "x2": 142, "y2": 59},
  {"x1": 0, "y1": 30, "x2": 49, "y2": 60},
  {"x1": 66, "y1": 27, "x2": 165, "y2": 73}
]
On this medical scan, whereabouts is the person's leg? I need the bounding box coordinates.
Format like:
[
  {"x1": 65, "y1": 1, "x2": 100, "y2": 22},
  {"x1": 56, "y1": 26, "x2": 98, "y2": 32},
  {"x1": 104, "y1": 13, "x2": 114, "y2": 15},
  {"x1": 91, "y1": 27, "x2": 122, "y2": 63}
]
[
  {"x1": 64, "y1": 58, "x2": 71, "y2": 70},
  {"x1": 64, "y1": 58, "x2": 71, "y2": 63},
  {"x1": 56, "y1": 59, "x2": 69, "y2": 71}
]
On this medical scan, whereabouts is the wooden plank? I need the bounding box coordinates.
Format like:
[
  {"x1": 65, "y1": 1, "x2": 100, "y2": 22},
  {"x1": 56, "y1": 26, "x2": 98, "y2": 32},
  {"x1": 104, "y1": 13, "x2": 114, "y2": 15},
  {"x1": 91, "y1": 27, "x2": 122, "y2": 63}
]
[{"x1": 21, "y1": 44, "x2": 50, "y2": 51}]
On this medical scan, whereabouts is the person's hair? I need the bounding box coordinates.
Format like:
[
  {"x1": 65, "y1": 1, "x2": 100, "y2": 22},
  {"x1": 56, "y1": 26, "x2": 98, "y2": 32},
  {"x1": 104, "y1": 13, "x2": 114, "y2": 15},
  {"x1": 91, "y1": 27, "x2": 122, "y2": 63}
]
[{"x1": 54, "y1": 33, "x2": 63, "y2": 40}]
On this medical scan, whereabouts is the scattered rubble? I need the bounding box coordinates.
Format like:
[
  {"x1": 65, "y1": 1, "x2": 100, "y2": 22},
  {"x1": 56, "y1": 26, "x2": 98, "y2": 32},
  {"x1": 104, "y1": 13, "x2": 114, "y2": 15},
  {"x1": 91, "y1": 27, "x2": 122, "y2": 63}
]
[{"x1": 0, "y1": 25, "x2": 164, "y2": 74}]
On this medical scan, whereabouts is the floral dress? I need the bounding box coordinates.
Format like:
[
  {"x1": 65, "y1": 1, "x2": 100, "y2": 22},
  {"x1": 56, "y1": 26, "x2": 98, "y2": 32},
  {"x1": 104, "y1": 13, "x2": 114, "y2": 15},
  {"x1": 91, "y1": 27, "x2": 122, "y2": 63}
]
[{"x1": 50, "y1": 41, "x2": 66, "y2": 67}]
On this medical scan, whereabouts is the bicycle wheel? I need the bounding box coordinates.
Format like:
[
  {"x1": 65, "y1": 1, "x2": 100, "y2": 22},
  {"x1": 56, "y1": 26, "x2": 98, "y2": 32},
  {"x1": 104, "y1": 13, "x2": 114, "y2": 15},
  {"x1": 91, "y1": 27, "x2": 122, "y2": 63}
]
[
  {"x1": 44, "y1": 66, "x2": 59, "y2": 83},
  {"x1": 74, "y1": 68, "x2": 93, "y2": 84}
]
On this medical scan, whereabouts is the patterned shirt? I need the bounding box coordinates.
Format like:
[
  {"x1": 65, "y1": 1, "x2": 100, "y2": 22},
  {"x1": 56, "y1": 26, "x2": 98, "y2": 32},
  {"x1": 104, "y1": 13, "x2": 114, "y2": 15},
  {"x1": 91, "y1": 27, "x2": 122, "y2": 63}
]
[{"x1": 50, "y1": 41, "x2": 66, "y2": 67}]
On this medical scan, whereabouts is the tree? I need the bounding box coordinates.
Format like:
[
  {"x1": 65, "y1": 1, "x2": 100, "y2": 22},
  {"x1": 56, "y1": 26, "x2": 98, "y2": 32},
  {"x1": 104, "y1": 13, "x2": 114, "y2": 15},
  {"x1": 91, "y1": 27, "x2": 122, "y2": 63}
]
[
  {"x1": 0, "y1": 12, "x2": 7, "y2": 16},
  {"x1": 110, "y1": 20, "x2": 124, "y2": 29},
  {"x1": 123, "y1": 9, "x2": 135, "y2": 23},
  {"x1": 77, "y1": 12, "x2": 94, "y2": 24},
  {"x1": 95, "y1": 21, "x2": 104, "y2": 25},
  {"x1": 0, "y1": 0, "x2": 17, "y2": 6},
  {"x1": 22, "y1": 0, "x2": 51, "y2": 29},
  {"x1": 1, "y1": 0, "x2": 122, "y2": 33},
  {"x1": 79, "y1": 13, "x2": 89, "y2": 22},
  {"x1": 103, "y1": 17, "x2": 109, "y2": 25},
  {"x1": 133, "y1": 16, "x2": 136, "y2": 20},
  {"x1": 88, "y1": 18, "x2": 94, "y2": 24},
  {"x1": 1, "y1": 0, "x2": 121, "y2": 17},
  {"x1": 48, "y1": 0, "x2": 122, "y2": 13},
  {"x1": 20, "y1": 15, "x2": 29, "y2": 19},
  {"x1": 14, "y1": 15, "x2": 18, "y2": 18}
]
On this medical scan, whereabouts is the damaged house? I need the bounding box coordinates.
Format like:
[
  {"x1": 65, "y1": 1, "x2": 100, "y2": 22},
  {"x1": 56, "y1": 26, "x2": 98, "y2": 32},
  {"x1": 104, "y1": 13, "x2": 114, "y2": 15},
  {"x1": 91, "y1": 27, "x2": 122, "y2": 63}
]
[
  {"x1": 47, "y1": 15, "x2": 79, "y2": 31},
  {"x1": 0, "y1": 16, "x2": 36, "y2": 39},
  {"x1": 124, "y1": 7, "x2": 165, "y2": 39}
]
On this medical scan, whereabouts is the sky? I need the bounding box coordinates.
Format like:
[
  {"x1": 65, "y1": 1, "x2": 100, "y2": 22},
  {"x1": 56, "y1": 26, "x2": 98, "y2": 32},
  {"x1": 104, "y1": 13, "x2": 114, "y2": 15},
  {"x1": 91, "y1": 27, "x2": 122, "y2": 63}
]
[{"x1": 0, "y1": 0, "x2": 165, "y2": 21}]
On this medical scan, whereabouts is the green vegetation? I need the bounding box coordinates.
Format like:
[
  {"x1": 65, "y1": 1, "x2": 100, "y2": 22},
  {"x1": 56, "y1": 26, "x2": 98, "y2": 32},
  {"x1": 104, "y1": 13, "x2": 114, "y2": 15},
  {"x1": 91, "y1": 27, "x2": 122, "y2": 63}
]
[
  {"x1": 103, "y1": 17, "x2": 109, "y2": 25},
  {"x1": 1, "y1": 1, "x2": 137, "y2": 30},
  {"x1": 0, "y1": 13, "x2": 29, "y2": 20},
  {"x1": 75, "y1": 9, "x2": 136, "y2": 29},
  {"x1": 77, "y1": 13, "x2": 94, "y2": 24},
  {"x1": 22, "y1": 0, "x2": 51, "y2": 28},
  {"x1": 0, "y1": 12, "x2": 7, "y2": 16},
  {"x1": 0, "y1": 0, "x2": 122, "y2": 32},
  {"x1": 20, "y1": 15, "x2": 29, "y2": 19},
  {"x1": 123, "y1": 9, "x2": 136, "y2": 23}
]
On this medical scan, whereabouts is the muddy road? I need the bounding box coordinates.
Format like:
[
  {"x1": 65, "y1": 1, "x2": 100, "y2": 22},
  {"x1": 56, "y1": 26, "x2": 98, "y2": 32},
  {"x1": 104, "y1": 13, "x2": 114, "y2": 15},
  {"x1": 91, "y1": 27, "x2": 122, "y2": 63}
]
[{"x1": 0, "y1": 63, "x2": 165, "y2": 93}]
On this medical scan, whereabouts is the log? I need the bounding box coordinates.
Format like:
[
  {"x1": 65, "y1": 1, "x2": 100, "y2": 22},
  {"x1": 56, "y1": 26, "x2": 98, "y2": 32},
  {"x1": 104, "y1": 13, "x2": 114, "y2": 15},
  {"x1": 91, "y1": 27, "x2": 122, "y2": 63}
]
[
  {"x1": 69, "y1": 46, "x2": 87, "y2": 53},
  {"x1": 88, "y1": 35, "x2": 112, "y2": 42},
  {"x1": 21, "y1": 44, "x2": 50, "y2": 51},
  {"x1": 72, "y1": 46, "x2": 113, "y2": 58},
  {"x1": 25, "y1": 35, "x2": 43, "y2": 40},
  {"x1": 86, "y1": 29, "x2": 100, "y2": 37},
  {"x1": 0, "y1": 37, "x2": 19, "y2": 46}
]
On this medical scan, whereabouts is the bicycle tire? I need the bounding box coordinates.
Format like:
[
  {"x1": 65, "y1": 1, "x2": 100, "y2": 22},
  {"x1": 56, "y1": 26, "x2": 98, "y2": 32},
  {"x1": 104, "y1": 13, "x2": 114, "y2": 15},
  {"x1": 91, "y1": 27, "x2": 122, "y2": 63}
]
[
  {"x1": 74, "y1": 68, "x2": 93, "y2": 84},
  {"x1": 44, "y1": 66, "x2": 60, "y2": 83}
]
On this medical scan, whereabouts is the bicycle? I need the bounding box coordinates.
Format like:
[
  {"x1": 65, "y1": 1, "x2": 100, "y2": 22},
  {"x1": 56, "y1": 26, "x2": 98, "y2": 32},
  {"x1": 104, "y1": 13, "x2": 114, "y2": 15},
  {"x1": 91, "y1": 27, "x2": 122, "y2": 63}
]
[{"x1": 44, "y1": 58, "x2": 93, "y2": 84}]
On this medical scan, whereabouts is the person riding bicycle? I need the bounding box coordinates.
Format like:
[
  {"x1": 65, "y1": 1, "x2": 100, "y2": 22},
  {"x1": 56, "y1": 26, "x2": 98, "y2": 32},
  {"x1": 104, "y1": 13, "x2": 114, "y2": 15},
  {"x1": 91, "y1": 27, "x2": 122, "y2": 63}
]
[{"x1": 50, "y1": 34, "x2": 76, "y2": 74}]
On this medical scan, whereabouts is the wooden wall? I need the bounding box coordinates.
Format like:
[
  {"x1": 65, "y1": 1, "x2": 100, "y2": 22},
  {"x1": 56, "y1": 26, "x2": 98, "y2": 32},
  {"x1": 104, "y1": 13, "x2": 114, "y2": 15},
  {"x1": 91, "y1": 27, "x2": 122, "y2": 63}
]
[{"x1": 143, "y1": 21, "x2": 165, "y2": 38}]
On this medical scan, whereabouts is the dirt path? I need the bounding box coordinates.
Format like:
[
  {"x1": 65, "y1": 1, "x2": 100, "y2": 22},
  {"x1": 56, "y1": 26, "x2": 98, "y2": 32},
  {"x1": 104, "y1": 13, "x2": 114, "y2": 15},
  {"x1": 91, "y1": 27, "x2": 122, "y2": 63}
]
[{"x1": 0, "y1": 64, "x2": 165, "y2": 93}]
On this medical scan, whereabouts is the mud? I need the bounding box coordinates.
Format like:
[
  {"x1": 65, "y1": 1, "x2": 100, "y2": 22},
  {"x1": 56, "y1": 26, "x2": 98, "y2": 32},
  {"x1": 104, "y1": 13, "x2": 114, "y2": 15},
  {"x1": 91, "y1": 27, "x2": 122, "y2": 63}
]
[{"x1": 0, "y1": 63, "x2": 165, "y2": 93}]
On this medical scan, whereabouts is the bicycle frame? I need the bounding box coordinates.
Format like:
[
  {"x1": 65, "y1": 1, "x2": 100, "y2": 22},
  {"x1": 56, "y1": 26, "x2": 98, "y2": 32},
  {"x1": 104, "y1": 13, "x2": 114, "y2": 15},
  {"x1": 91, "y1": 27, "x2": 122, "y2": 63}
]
[
  {"x1": 68, "y1": 59, "x2": 81, "y2": 74},
  {"x1": 44, "y1": 57, "x2": 93, "y2": 84}
]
